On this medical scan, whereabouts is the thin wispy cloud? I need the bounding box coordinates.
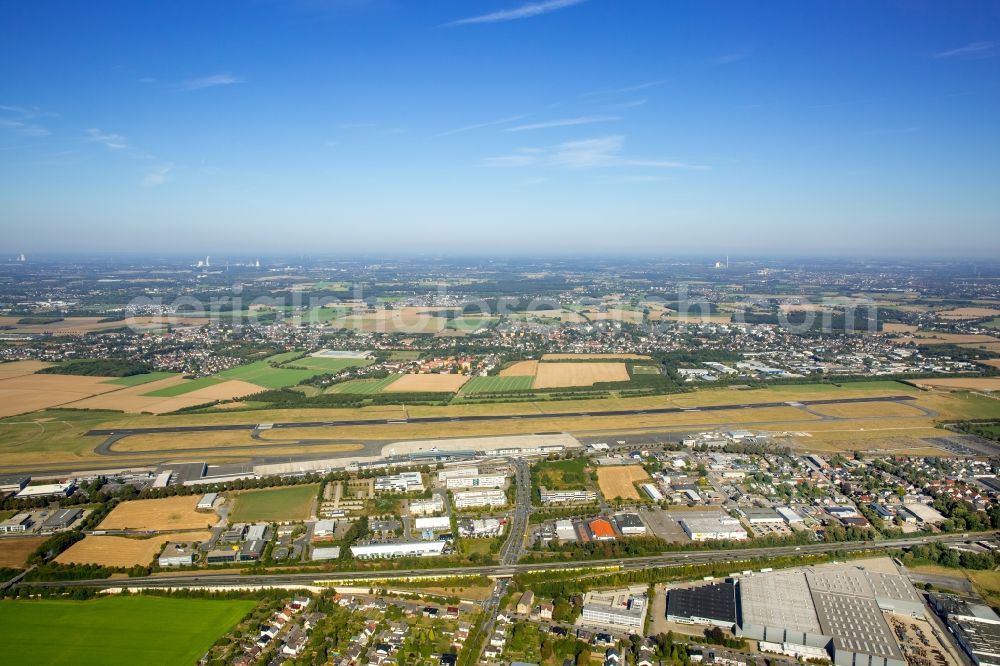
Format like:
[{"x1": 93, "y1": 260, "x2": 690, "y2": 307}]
[
  {"x1": 606, "y1": 98, "x2": 648, "y2": 110},
  {"x1": 935, "y1": 41, "x2": 996, "y2": 59},
  {"x1": 583, "y1": 80, "x2": 665, "y2": 97},
  {"x1": 434, "y1": 114, "x2": 529, "y2": 138},
  {"x1": 175, "y1": 73, "x2": 243, "y2": 91},
  {"x1": 484, "y1": 135, "x2": 708, "y2": 170},
  {"x1": 86, "y1": 128, "x2": 128, "y2": 149},
  {"x1": 0, "y1": 105, "x2": 55, "y2": 137},
  {"x1": 445, "y1": 0, "x2": 586, "y2": 27},
  {"x1": 142, "y1": 163, "x2": 172, "y2": 187},
  {"x1": 503, "y1": 115, "x2": 619, "y2": 132}
]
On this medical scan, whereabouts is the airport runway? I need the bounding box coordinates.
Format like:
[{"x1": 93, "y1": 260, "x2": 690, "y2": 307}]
[
  {"x1": 17, "y1": 530, "x2": 988, "y2": 591},
  {"x1": 86, "y1": 394, "x2": 919, "y2": 440}
]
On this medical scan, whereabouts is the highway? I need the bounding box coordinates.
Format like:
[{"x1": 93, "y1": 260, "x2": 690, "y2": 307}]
[
  {"x1": 85, "y1": 394, "x2": 919, "y2": 439},
  {"x1": 17, "y1": 530, "x2": 988, "y2": 591}
]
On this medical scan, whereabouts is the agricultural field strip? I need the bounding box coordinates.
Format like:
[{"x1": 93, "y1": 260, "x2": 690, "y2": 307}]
[{"x1": 86, "y1": 394, "x2": 919, "y2": 437}]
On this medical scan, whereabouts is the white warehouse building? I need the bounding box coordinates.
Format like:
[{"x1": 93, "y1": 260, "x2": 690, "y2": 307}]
[
  {"x1": 453, "y1": 489, "x2": 506, "y2": 509},
  {"x1": 445, "y1": 474, "x2": 507, "y2": 489},
  {"x1": 350, "y1": 540, "x2": 446, "y2": 559}
]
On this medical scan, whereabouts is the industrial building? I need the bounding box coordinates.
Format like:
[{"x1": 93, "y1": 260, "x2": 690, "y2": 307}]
[
  {"x1": 313, "y1": 519, "x2": 337, "y2": 539},
  {"x1": 452, "y1": 489, "x2": 506, "y2": 509},
  {"x1": 555, "y1": 520, "x2": 577, "y2": 542},
  {"x1": 414, "y1": 516, "x2": 451, "y2": 530},
  {"x1": 15, "y1": 481, "x2": 75, "y2": 499},
  {"x1": 900, "y1": 502, "x2": 946, "y2": 525},
  {"x1": 158, "y1": 542, "x2": 196, "y2": 567},
  {"x1": 0, "y1": 474, "x2": 30, "y2": 494},
  {"x1": 539, "y1": 487, "x2": 597, "y2": 505},
  {"x1": 929, "y1": 594, "x2": 1000, "y2": 666},
  {"x1": 641, "y1": 483, "x2": 664, "y2": 502},
  {"x1": 666, "y1": 581, "x2": 737, "y2": 628},
  {"x1": 0, "y1": 512, "x2": 32, "y2": 533},
  {"x1": 40, "y1": 508, "x2": 81, "y2": 530},
  {"x1": 737, "y1": 562, "x2": 925, "y2": 666},
  {"x1": 588, "y1": 518, "x2": 617, "y2": 541},
  {"x1": 580, "y1": 587, "x2": 648, "y2": 631},
  {"x1": 776, "y1": 506, "x2": 804, "y2": 524},
  {"x1": 311, "y1": 546, "x2": 341, "y2": 561},
  {"x1": 614, "y1": 513, "x2": 646, "y2": 535},
  {"x1": 741, "y1": 507, "x2": 784, "y2": 524},
  {"x1": 196, "y1": 493, "x2": 218, "y2": 510},
  {"x1": 350, "y1": 540, "x2": 446, "y2": 559},
  {"x1": 679, "y1": 512, "x2": 748, "y2": 541},
  {"x1": 374, "y1": 472, "x2": 424, "y2": 493}
]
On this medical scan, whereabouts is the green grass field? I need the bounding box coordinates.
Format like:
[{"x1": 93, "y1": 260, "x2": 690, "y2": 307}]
[
  {"x1": 0, "y1": 596, "x2": 255, "y2": 665},
  {"x1": 463, "y1": 375, "x2": 534, "y2": 394},
  {"x1": 630, "y1": 365, "x2": 661, "y2": 375},
  {"x1": 985, "y1": 318, "x2": 1000, "y2": 329},
  {"x1": 447, "y1": 316, "x2": 499, "y2": 331},
  {"x1": 532, "y1": 457, "x2": 589, "y2": 490},
  {"x1": 326, "y1": 375, "x2": 400, "y2": 394},
  {"x1": 141, "y1": 375, "x2": 223, "y2": 397},
  {"x1": 229, "y1": 483, "x2": 319, "y2": 522},
  {"x1": 214, "y1": 354, "x2": 326, "y2": 389},
  {"x1": 102, "y1": 372, "x2": 177, "y2": 387},
  {"x1": 281, "y1": 356, "x2": 373, "y2": 373}
]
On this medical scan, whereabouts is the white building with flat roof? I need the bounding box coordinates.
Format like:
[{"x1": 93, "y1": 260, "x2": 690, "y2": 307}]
[
  {"x1": 680, "y1": 513, "x2": 748, "y2": 541},
  {"x1": 437, "y1": 467, "x2": 479, "y2": 481},
  {"x1": 414, "y1": 516, "x2": 450, "y2": 530},
  {"x1": 446, "y1": 474, "x2": 507, "y2": 489},
  {"x1": 16, "y1": 481, "x2": 75, "y2": 499},
  {"x1": 375, "y1": 472, "x2": 424, "y2": 493},
  {"x1": 453, "y1": 489, "x2": 506, "y2": 509},
  {"x1": 350, "y1": 540, "x2": 446, "y2": 559},
  {"x1": 580, "y1": 587, "x2": 648, "y2": 631},
  {"x1": 409, "y1": 495, "x2": 445, "y2": 516},
  {"x1": 539, "y1": 487, "x2": 597, "y2": 505}
]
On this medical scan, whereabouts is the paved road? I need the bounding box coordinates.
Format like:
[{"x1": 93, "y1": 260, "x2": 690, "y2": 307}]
[
  {"x1": 17, "y1": 530, "x2": 989, "y2": 591},
  {"x1": 86, "y1": 395, "x2": 918, "y2": 439}
]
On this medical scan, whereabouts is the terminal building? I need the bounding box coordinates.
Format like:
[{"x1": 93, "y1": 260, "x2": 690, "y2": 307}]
[{"x1": 374, "y1": 472, "x2": 424, "y2": 493}]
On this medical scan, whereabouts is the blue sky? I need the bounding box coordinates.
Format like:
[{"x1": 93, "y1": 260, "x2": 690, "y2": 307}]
[{"x1": 1, "y1": 0, "x2": 998, "y2": 257}]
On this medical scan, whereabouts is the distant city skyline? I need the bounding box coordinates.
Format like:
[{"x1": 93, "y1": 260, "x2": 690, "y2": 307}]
[{"x1": 1, "y1": 1, "x2": 998, "y2": 256}]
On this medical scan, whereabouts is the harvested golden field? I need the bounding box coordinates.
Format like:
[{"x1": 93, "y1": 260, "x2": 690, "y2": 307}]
[
  {"x1": 64, "y1": 377, "x2": 262, "y2": 414},
  {"x1": 0, "y1": 536, "x2": 48, "y2": 568},
  {"x1": 583, "y1": 309, "x2": 645, "y2": 323},
  {"x1": 98, "y1": 496, "x2": 217, "y2": 531},
  {"x1": 882, "y1": 323, "x2": 919, "y2": 334},
  {"x1": 383, "y1": 374, "x2": 469, "y2": 392},
  {"x1": 541, "y1": 353, "x2": 652, "y2": 361},
  {"x1": 897, "y1": 333, "x2": 1000, "y2": 345},
  {"x1": 938, "y1": 307, "x2": 1000, "y2": 319},
  {"x1": 979, "y1": 359, "x2": 1000, "y2": 370},
  {"x1": 500, "y1": 360, "x2": 538, "y2": 377},
  {"x1": 911, "y1": 378, "x2": 1000, "y2": 391},
  {"x1": 597, "y1": 466, "x2": 650, "y2": 500},
  {"x1": 333, "y1": 308, "x2": 448, "y2": 334},
  {"x1": 960, "y1": 342, "x2": 1000, "y2": 353},
  {"x1": 533, "y1": 362, "x2": 629, "y2": 388},
  {"x1": 0, "y1": 374, "x2": 119, "y2": 418},
  {"x1": 55, "y1": 531, "x2": 211, "y2": 567},
  {"x1": 0, "y1": 360, "x2": 52, "y2": 379}
]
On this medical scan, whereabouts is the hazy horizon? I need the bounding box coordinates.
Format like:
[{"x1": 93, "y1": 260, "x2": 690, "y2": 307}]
[{"x1": 2, "y1": 0, "x2": 999, "y2": 256}]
